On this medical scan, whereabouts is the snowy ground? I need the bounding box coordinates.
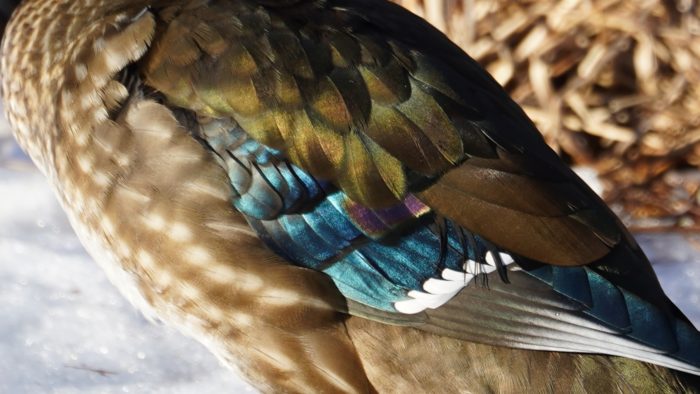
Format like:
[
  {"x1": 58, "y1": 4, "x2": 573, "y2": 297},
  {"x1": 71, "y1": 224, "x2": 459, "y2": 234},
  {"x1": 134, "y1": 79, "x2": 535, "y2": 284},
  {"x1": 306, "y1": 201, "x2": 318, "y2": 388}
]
[{"x1": 0, "y1": 117, "x2": 699, "y2": 393}]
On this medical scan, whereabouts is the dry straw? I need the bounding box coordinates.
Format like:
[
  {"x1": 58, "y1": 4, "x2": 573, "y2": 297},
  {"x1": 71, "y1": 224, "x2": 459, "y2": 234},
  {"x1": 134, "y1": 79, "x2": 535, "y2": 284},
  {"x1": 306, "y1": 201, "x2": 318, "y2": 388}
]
[{"x1": 395, "y1": 0, "x2": 700, "y2": 230}]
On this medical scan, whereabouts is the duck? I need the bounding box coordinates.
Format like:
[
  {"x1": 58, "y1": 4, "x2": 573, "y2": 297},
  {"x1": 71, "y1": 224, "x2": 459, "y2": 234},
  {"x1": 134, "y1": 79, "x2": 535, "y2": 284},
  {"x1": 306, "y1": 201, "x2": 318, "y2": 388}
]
[{"x1": 2, "y1": 0, "x2": 699, "y2": 392}]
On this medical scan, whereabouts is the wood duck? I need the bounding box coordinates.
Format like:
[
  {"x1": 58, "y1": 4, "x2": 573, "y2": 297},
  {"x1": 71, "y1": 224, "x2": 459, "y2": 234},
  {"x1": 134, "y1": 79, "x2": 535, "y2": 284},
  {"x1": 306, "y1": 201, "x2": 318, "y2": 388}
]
[{"x1": 2, "y1": 0, "x2": 699, "y2": 392}]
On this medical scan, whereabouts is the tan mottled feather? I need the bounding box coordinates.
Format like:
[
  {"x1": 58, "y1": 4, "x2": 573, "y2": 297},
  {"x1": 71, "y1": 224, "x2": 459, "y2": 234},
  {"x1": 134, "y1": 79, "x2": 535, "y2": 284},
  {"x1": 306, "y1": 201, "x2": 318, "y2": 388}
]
[{"x1": 3, "y1": 2, "x2": 372, "y2": 392}]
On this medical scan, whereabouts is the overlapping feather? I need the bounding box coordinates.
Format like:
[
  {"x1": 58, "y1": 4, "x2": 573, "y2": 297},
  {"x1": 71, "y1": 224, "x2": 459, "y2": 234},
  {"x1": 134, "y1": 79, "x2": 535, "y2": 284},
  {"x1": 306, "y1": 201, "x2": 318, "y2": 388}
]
[{"x1": 139, "y1": 0, "x2": 700, "y2": 379}]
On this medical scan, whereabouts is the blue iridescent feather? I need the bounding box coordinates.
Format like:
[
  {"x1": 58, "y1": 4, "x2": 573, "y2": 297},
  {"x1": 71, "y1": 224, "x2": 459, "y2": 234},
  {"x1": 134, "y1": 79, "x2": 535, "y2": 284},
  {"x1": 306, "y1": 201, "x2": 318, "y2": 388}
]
[
  {"x1": 202, "y1": 122, "x2": 700, "y2": 372},
  {"x1": 216, "y1": 126, "x2": 491, "y2": 310}
]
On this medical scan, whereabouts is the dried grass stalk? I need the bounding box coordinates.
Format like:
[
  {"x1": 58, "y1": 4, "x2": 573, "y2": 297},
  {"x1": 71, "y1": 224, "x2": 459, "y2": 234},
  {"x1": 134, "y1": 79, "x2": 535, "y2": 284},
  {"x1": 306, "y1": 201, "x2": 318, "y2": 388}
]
[{"x1": 395, "y1": 0, "x2": 700, "y2": 230}]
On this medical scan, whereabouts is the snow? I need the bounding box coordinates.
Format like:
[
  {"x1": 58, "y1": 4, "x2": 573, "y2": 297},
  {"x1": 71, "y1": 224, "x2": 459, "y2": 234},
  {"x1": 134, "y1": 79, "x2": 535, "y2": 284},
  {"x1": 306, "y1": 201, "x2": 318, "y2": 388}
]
[
  {"x1": 634, "y1": 233, "x2": 700, "y2": 325},
  {"x1": 0, "y1": 115, "x2": 698, "y2": 392}
]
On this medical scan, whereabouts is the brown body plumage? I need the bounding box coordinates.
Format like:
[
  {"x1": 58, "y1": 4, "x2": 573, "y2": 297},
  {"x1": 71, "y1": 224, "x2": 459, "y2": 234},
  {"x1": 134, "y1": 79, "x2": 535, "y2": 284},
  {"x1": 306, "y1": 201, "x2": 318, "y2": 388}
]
[{"x1": 2, "y1": 0, "x2": 699, "y2": 392}]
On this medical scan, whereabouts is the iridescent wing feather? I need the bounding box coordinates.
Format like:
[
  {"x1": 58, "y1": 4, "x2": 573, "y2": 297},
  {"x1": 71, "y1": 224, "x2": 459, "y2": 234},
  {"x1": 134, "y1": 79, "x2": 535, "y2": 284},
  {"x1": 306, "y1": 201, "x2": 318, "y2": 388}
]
[{"x1": 140, "y1": 0, "x2": 700, "y2": 375}]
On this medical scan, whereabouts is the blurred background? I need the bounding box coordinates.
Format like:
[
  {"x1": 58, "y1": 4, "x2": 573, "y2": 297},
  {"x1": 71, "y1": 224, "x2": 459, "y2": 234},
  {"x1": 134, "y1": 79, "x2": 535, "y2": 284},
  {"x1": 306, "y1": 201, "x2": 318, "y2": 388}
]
[
  {"x1": 1, "y1": 0, "x2": 699, "y2": 392},
  {"x1": 398, "y1": 0, "x2": 700, "y2": 231}
]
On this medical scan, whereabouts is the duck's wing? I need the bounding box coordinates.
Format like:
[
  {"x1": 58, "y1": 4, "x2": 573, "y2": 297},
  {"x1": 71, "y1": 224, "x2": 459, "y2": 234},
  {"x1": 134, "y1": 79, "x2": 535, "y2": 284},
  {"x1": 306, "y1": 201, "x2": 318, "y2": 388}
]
[
  {"x1": 140, "y1": 0, "x2": 700, "y2": 375},
  {"x1": 144, "y1": 0, "x2": 619, "y2": 267}
]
